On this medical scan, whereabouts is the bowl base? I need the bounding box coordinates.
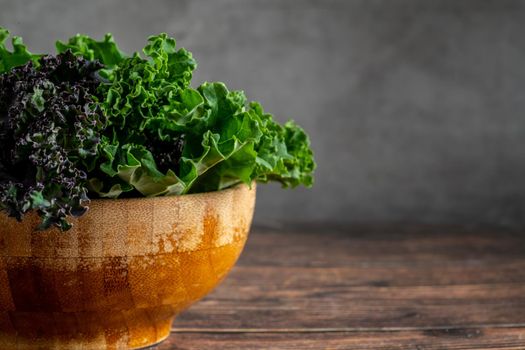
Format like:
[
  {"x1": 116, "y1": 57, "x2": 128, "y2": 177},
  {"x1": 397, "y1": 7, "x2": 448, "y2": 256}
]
[{"x1": 0, "y1": 307, "x2": 174, "y2": 349}]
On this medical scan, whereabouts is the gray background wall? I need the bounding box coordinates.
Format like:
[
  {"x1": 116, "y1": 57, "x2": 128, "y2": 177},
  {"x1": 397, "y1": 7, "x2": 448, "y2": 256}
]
[{"x1": 2, "y1": 0, "x2": 525, "y2": 227}]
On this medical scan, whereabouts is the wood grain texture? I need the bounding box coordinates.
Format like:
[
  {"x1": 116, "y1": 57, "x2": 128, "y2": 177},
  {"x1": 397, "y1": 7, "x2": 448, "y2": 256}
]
[
  {"x1": 164, "y1": 225, "x2": 525, "y2": 349},
  {"x1": 161, "y1": 328, "x2": 525, "y2": 350}
]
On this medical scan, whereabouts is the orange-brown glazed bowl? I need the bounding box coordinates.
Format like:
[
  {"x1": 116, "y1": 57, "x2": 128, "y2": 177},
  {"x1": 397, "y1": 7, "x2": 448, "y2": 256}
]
[{"x1": 0, "y1": 182, "x2": 256, "y2": 349}]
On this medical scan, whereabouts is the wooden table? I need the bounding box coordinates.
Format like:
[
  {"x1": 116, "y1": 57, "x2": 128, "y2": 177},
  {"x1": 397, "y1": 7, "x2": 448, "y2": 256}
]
[{"x1": 159, "y1": 225, "x2": 525, "y2": 349}]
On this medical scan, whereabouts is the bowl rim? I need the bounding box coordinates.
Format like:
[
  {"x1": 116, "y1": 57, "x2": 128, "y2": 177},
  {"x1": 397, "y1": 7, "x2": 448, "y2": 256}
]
[{"x1": 87, "y1": 181, "x2": 256, "y2": 204}]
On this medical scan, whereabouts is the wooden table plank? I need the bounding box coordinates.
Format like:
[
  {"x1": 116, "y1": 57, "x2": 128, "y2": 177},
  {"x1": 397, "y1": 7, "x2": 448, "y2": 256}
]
[
  {"x1": 160, "y1": 225, "x2": 525, "y2": 349},
  {"x1": 161, "y1": 327, "x2": 525, "y2": 350}
]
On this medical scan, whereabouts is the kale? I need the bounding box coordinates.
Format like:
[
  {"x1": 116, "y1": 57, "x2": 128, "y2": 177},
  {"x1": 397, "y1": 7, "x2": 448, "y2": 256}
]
[
  {"x1": 80, "y1": 34, "x2": 314, "y2": 197},
  {"x1": 0, "y1": 28, "x2": 41, "y2": 74},
  {"x1": 0, "y1": 51, "x2": 106, "y2": 230},
  {"x1": 0, "y1": 29, "x2": 315, "y2": 231}
]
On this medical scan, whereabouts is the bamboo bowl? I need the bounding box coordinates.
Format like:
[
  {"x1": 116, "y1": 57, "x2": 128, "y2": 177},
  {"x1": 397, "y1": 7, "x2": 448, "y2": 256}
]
[{"x1": 0, "y1": 183, "x2": 256, "y2": 349}]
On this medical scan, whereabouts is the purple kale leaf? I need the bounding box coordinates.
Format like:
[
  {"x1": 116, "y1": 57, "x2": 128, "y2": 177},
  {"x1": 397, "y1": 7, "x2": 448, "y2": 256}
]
[{"x1": 0, "y1": 51, "x2": 106, "y2": 230}]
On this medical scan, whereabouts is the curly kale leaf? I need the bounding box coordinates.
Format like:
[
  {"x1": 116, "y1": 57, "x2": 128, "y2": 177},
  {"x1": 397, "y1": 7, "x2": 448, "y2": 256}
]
[
  {"x1": 0, "y1": 27, "x2": 42, "y2": 74},
  {"x1": 0, "y1": 51, "x2": 106, "y2": 230},
  {"x1": 77, "y1": 33, "x2": 314, "y2": 197},
  {"x1": 56, "y1": 33, "x2": 126, "y2": 80},
  {"x1": 86, "y1": 34, "x2": 200, "y2": 197}
]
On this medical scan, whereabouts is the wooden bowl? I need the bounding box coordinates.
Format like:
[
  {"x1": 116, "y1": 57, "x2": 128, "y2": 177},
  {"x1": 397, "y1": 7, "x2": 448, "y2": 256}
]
[{"x1": 0, "y1": 183, "x2": 256, "y2": 349}]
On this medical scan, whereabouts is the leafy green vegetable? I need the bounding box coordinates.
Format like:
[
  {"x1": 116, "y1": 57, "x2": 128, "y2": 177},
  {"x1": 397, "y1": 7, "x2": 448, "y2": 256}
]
[
  {"x1": 0, "y1": 28, "x2": 41, "y2": 74},
  {"x1": 84, "y1": 34, "x2": 314, "y2": 197},
  {"x1": 56, "y1": 33, "x2": 126, "y2": 79},
  {"x1": 0, "y1": 51, "x2": 106, "y2": 230},
  {"x1": 0, "y1": 28, "x2": 315, "y2": 230}
]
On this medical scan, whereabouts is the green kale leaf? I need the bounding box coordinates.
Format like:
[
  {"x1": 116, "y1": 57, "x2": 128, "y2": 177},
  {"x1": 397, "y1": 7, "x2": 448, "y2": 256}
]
[
  {"x1": 56, "y1": 33, "x2": 126, "y2": 80},
  {"x1": 0, "y1": 28, "x2": 42, "y2": 74},
  {"x1": 84, "y1": 33, "x2": 314, "y2": 197}
]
